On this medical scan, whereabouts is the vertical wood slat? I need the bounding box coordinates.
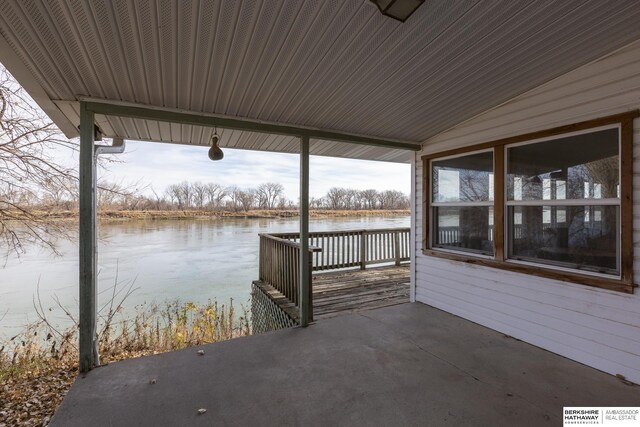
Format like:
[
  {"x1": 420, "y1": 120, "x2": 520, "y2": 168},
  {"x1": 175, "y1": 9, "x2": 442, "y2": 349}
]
[
  {"x1": 332, "y1": 235, "x2": 336, "y2": 267},
  {"x1": 323, "y1": 234, "x2": 327, "y2": 269},
  {"x1": 360, "y1": 231, "x2": 366, "y2": 269}
]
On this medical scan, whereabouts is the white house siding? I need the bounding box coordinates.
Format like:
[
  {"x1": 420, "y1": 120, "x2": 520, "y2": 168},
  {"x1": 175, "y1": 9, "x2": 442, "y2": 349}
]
[{"x1": 413, "y1": 40, "x2": 640, "y2": 384}]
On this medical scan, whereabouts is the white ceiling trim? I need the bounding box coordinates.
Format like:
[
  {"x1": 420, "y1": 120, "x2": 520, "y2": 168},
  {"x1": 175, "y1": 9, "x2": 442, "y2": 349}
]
[{"x1": 0, "y1": 32, "x2": 77, "y2": 136}]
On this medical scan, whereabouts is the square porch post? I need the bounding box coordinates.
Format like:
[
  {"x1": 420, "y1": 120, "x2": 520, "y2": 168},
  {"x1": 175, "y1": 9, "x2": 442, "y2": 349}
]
[
  {"x1": 299, "y1": 135, "x2": 311, "y2": 326},
  {"x1": 79, "y1": 102, "x2": 98, "y2": 372}
]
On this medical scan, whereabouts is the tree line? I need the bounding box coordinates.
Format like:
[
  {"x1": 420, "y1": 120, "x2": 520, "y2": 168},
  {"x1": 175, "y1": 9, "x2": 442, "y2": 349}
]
[
  {"x1": 99, "y1": 181, "x2": 410, "y2": 212},
  {"x1": 11, "y1": 178, "x2": 410, "y2": 212}
]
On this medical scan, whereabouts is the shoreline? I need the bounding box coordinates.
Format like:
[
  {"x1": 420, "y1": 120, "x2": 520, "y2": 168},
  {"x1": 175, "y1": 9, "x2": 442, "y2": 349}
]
[{"x1": 20, "y1": 209, "x2": 410, "y2": 222}]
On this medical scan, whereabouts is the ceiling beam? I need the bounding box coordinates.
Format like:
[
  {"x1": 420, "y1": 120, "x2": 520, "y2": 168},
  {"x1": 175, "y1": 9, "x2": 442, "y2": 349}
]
[{"x1": 81, "y1": 99, "x2": 422, "y2": 151}]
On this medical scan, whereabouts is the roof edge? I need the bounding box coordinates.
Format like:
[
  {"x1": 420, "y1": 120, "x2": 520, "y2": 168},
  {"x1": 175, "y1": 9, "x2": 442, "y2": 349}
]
[{"x1": 0, "y1": 33, "x2": 78, "y2": 138}]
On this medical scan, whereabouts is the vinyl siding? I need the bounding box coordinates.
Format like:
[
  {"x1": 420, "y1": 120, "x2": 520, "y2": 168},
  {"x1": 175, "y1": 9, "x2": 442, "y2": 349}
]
[{"x1": 413, "y1": 40, "x2": 640, "y2": 383}]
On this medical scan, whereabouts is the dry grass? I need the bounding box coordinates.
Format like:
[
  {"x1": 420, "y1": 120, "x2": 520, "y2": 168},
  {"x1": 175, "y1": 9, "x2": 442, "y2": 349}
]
[
  {"x1": 0, "y1": 298, "x2": 251, "y2": 426},
  {"x1": 9, "y1": 209, "x2": 409, "y2": 222}
]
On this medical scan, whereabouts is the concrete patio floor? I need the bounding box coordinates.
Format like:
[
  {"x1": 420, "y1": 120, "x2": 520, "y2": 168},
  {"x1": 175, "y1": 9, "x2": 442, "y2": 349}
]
[{"x1": 52, "y1": 303, "x2": 640, "y2": 426}]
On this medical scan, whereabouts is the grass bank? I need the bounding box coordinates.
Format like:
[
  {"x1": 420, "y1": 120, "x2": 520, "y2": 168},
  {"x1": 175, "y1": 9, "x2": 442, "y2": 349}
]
[
  {"x1": 27, "y1": 209, "x2": 410, "y2": 222},
  {"x1": 0, "y1": 299, "x2": 251, "y2": 426}
]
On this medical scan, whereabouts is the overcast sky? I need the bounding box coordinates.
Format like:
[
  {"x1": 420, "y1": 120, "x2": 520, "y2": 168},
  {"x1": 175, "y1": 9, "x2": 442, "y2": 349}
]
[{"x1": 93, "y1": 140, "x2": 411, "y2": 200}]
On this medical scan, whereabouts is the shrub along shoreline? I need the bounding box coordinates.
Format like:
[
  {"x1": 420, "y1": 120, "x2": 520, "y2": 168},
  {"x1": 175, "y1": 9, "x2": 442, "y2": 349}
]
[
  {"x1": 26, "y1": 208, "x2": 410, "y2": 221},
  {"x1": 0, "y1": 299, "x2": 251, "y2": 426}
]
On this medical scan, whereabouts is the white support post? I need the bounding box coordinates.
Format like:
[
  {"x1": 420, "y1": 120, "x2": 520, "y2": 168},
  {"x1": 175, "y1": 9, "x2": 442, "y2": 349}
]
[
  {"x1": 299, "y1": 135, "x2": 311, "y2": 326},
  {"x1": 79, "y1": 102, "x2": 98, "y2": 372}
]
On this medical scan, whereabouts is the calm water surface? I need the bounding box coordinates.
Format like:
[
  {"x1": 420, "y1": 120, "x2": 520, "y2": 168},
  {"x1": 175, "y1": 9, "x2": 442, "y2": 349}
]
[{"x1": 0, "y1": 216, "x2": 409, "y2": 338}]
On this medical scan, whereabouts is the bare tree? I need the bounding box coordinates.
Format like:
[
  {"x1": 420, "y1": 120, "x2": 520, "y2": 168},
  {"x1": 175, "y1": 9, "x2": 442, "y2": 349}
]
[
  {"x1": 177, "y1": 181, "x2": 193, "y2": 209},
  {"x1": 345, "y1": 189, "x2": 360, "y2": 210},
  {"x1": 277, "y1": 196, "x2": 293, "y2": 210},
  {"x1": 97, "y1": 181, "x2": 122, "y2": 208},
  {"x1": 149, "y1": 186, "x2": 166, "y2": 210},
  {"x1": 164, "y1": 184, "x2": 183, "y2": 209},
  {"x1": 309, "y1": 196, "x2": 325, "y2": 209},
  {"x1": 238, "y1": 189, "x2": 255, "y2": 211},
  {"x1": 225, "y1": 186, "x2": 254, "y2": 212},
  {"x1": 0, "y1": 66, "x2": 77, "y2": 256},
  {"x1": 360, "y1": 189, "x2": 378, "y2": 209},
  {"x1": 40, "y1": 174, "x2": 77, "y2": 210},
  {"x1": 191, "y1": 181, "x2": 206, "y2": 210},
  {"x1": 226, "y1": 186, "x2": 241, "y2": 212},
  {"x1": 325, "y1": 187, "x2": 347, "y2": 210},
  {"x1": 255, "y1": 182, "x2": 284, "y2": 210},
  {"x1": 204, "y1": 183, "x2": 226, "y2": 210},
  {"x1": 377, "y1": 190, "x2": 409, "y2": 209}
]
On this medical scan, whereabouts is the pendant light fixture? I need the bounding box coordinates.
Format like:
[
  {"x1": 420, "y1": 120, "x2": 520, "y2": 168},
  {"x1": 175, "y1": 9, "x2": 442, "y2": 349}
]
[
  {"x1": 370, "y1": 0, "x2": 424, "y2": 22},
  {"x1": 208, "y1": 129, "x2": 224, "y2": 161}
]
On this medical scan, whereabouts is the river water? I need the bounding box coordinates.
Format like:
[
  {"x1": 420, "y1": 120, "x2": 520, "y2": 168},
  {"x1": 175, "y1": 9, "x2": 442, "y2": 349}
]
[{"x1": 0, "y1": 216, "x2": 409, "y2": 338}]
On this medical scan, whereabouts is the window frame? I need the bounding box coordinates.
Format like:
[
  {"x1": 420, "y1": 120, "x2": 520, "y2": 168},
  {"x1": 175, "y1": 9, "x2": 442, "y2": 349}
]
[
  {"x1": 429, "y1": 148, "x2": 495, "y2": 257},
  {"x1": 504, "y1": 123, "x2": 621, "y2": 277},
  {"x1": 421, "y1": 111, "x2": 638, "y2": 294}
]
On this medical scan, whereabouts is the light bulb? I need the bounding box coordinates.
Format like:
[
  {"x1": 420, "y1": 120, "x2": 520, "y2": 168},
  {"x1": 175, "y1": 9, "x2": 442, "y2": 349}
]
[{"x1": 208, "y1": 134, "x2": 224, "y2": 161}]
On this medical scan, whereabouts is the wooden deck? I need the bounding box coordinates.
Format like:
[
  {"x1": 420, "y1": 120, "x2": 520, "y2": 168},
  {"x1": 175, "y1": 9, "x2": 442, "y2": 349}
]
[
  {"x1": 253, "y1": 229, "x2": 411, "y2": 328},
  {"x1": 312, "y1": 265, "x2": 410, "y2": 320},
  {"x1": 253, "y1": 265, "x2": 410, "y2": 323}
]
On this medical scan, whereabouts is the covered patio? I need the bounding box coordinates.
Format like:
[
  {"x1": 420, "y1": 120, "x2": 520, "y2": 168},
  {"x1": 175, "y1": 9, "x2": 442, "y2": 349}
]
[
  {"x1": 2, "y1": 1, "x2": 640, "y2": 424},
  {"x1": 51, "y1": 303, "x2": 640, "y2": 426}
]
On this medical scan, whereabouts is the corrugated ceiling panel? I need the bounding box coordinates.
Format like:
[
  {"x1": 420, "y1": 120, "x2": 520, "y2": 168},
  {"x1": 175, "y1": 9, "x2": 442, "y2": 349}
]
[
  {"x1": 57, "y1": 96, "x2": 414, "y2": 162},
  {"x1": 3, "y1": 0, "x2": 640, "y2": 163},
  {"x1": 406, "y1": 1, "x2": 640, "y2": 138},
  {"x1": 265, "y1": 0, "x2": 367, "y2": 122}
]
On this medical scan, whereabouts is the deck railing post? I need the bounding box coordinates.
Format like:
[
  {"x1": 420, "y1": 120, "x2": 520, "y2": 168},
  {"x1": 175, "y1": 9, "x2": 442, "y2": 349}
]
[
  {"x1": 299, "y1": 135, "x2": 311, "y2": 326},
  {"x1": 79, "y1": 102, "x2": 98, "y2": 373},
  {"x1": 307, "y1": 248, "x2": 314, "y2": 322},
  {"x1": 394, "y1": 231, "x2": 401, "y2": 266},
  {"x1": 360, "y1": 230, "x2": 367, "y2": 270}
]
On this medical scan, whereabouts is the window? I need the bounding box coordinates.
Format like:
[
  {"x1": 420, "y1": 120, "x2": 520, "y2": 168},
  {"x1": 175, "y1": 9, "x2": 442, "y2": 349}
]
[
  {"x1": 506, "y1": 127, "x2": 619, "y2": 275},
  {"x1": 422, "y1": 112, "x2": 638, "y2": 293},
  {"x1": 431, "y1": 151, "x2": 494, "y2": 255}
]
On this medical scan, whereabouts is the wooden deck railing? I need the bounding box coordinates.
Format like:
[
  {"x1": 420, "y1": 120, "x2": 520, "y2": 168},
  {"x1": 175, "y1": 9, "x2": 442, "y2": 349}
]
[
  {"x1": 258, "y1": 234, "x2": 321, "y2": 319},
  {"x1": 268, "y1": 228, "x2": 410, "y2": 271},
  {"x1": 257, "y1": 227, "x2": 410, "y2": 326}
]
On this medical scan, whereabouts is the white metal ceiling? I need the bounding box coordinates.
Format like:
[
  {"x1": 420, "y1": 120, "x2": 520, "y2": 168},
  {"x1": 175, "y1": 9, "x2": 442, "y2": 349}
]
[{"x1": 1, "y1": 0, "x2": 640, "y2": 163}]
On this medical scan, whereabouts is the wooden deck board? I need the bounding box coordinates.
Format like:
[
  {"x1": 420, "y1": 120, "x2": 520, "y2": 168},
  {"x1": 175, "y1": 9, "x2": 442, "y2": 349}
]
[
  {"x1": 253, "y1": 265, "x2": 410, "y2": 322},
  {"x1": 312, "y1": 265, "x2": 410, "y2": 320}
]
